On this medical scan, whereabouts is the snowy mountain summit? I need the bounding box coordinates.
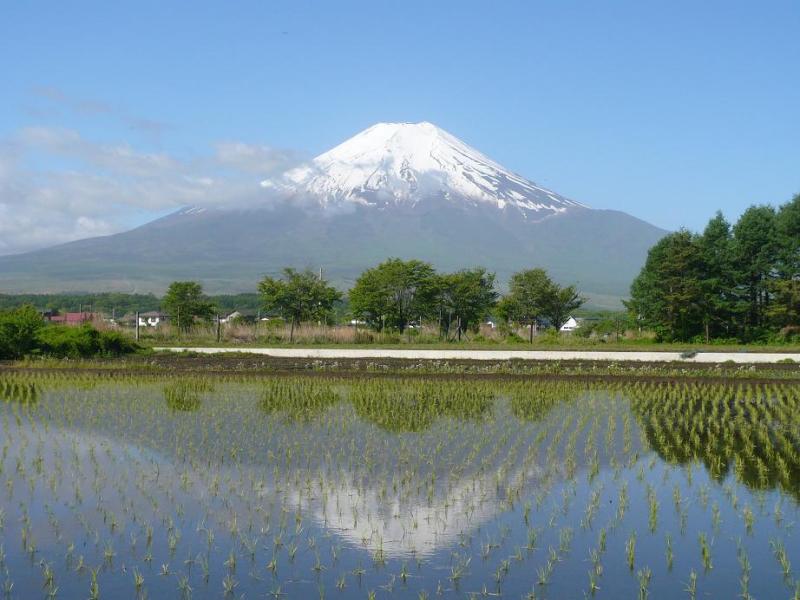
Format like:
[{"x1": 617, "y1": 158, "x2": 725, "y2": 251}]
[
  {"x1": 0, "y1": 120, "x2": 666, "y2": 297},
  {"x1": 274, "y1": 122, "x2": 585, "y2": 218}
]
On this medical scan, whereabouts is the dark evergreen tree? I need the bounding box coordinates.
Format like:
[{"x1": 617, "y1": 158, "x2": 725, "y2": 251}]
[
  {"x1": 732, "y1": 205, "x2": 777, "y2": 339},
  {"x1": 697, "y1": 212, "x2": 736, "y2": 340},
  {"x1": 627, "y1": 230, "x2": 705, "y2": 341},
  {"x1": 769, "y1": 194, "x2": 800, "y2": 331}
]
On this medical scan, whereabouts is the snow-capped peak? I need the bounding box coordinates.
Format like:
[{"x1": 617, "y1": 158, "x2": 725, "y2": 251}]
[{"x1": 272, "y1": 122, "x2": 585, "y2": 217}]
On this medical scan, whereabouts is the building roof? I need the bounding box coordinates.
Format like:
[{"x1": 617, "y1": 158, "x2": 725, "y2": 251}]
[{"x1": 48, "y1": 312, "x2": 96, "y2": 324}]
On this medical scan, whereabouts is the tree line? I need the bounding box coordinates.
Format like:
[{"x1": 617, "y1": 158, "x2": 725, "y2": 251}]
[
  {"x1": 161, "y1": 260, "x2": 585, "y2": 342},
  {"x1": 258, "y1": 259, "x2": 584, "y2": 341},
  {"x1": 0, "y1": 291, "x2": 262, "y2": 315},
  {"x1": 627, "y1": 194, "x2": 800, "y2": 342}
]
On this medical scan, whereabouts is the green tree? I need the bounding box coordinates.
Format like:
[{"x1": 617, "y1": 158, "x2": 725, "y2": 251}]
[
  {"x1": 769, "y1": 194, "x2": 800, "y2": 330},
  {"x1": 0, "y1": 305, "x2": 44, "y2": 359},
  {"x1": 626, "y1": 231, "x2": 705, "y2": 341},
  {"x1": 258, "y1": 268, "x2": 342, "y2": 341},
  {"x1": 162, "y1": 281, "x2": 215, "y2": 332},
  {"x1": 436, "y1": 268, "x2": 498, "y2": 340},
  {"x1": 697, "y1": 212, "x2": 737, "y2": 341},
  {"x1": 732, "y1": 205, "x2": 777, "y2": 338},
  {"x1": 498, "y1": 268, "x2": 552, "y2": 342},
  {"x1": 349, "y1": 258, "x2": 438, "y2": 333},
  {"x1": 541, "y1": 283, "x2": 585, "y2": 334}
]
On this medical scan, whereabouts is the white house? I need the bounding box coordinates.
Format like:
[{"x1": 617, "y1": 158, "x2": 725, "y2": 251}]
[
  {"x1": 138, "y1": 311, "x2": 168, "y2": 327},
  {"x1": 559, "y1": 316, "x2": 580, "y2": 332},
  {"x1": 220, "y1": 311, "x2": 242, "y2": 324}
]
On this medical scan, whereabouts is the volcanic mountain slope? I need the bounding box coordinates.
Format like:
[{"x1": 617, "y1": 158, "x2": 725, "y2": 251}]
[{"x1": 0, "y1": 122, "x2": 666, "y2": 305}]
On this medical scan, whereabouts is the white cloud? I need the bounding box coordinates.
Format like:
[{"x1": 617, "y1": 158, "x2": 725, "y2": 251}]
[
  {"x1": 214, "y1": 141, "x2": 303, "y2": 175},
  {"x1": 29, "y1": 86, "x2": 171, "y2": 141},
  {"x1": 0, "y1": 126, "x2": 304, "y2": 255}
]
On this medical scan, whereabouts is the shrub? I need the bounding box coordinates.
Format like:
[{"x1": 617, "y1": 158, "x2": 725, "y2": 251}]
[
  {"x1": 98, "y1": 329, "x2": 140, "y2": 356},
  {"x1": 777, "y1": 326, "x2": 800, "y2": 342},
  {"x1": 504, "y1": 331, "x2": 526, "y2": 344},
  {"x1": 535, "y1": 329, "x2": 563, "y2": 345},
  {"x1": 36, "y1": 325, "x2": 102, "y2": 358},
  {"x1": 36, "y1": 324, "x2": 140, "y2": 358},
  {"x1": 0, "y1": 305, "x2": 44, "y2": 359}
]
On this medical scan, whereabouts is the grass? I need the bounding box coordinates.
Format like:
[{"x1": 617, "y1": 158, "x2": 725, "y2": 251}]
[{"x1": 126, "y1": 321, "x2": 800, "y2": 353}]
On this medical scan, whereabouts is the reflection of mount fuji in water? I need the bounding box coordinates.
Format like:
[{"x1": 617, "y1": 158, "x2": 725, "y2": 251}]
[
  {"x1": 31, "y1": 381, "x2": 639, "y2": 557},
  {"x1": 29, "y1": 378, "x2": 800, "y2": 559}
]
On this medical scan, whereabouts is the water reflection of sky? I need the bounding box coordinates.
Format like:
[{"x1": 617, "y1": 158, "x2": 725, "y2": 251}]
[{"x1": 1, "y1": 381, "x2": 798, "y2": 599}]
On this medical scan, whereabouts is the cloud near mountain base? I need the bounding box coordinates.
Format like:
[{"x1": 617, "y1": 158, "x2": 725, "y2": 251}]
[{"x1": 0, "y1": 127, "x2": 304, "y2": 255}]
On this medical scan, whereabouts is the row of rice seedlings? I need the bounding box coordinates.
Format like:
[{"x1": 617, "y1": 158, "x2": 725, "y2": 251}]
[{"x1": 1, "y1": 372, "x2": 798, "y2": 598}]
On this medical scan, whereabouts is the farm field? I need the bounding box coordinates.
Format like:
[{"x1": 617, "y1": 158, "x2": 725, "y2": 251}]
[{"x1": 1, "y1": 373, "x2": 799, "y2": 599}]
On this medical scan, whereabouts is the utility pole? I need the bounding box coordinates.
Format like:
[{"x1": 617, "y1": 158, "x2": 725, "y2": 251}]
[
  {"x1": 216, "y1": 314, "x2": 221, "y2": 343},
  {"x1": 135, "y1": 311, "x2": 140, "y2": 341}
]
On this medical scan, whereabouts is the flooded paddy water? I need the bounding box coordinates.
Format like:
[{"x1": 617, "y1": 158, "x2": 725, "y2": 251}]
[{"x1": 1, "y1": 373, "x2": 799, "y2": 599}]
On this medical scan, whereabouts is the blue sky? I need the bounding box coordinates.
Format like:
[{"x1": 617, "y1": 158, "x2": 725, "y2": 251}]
[{"x1": 1, "y1": 1, "x2": 798, "y2": 253}]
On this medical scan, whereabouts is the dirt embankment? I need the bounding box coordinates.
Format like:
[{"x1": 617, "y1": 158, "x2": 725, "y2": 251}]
[{"x1": 1, "y1": 354, "x2": 798, "y2": 385}]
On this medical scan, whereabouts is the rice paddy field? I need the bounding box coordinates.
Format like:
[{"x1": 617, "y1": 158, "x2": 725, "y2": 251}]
[{"x1": 1, "y1": 371, "x2": 799, "y2": 599}]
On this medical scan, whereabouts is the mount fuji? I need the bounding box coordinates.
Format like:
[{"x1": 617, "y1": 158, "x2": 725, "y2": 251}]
[
  {"x1": 0, "y1": 122, "x2": 666, "y2": 305},
  {"x1": 278, "y1": 121, "x2": 583, "y2": 216}
]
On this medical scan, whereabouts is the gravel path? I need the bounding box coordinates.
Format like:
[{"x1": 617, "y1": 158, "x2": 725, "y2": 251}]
[{"x1": 153, "y1": 347, "x2": 800, "y2": 364}]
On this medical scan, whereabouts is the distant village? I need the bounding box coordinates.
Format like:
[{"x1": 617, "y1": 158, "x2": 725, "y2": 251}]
[
  {"x1": 41, "y1": 309, "x2": 587, "y2": 334},
  {"x1": 43, "y1": 309, "x2": 258, "y2": 328}
]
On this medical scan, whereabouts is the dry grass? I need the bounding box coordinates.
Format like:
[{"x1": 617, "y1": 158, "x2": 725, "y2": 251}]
[{"x1": 131, "y1": 321, "x2": 515, "y2": 346}]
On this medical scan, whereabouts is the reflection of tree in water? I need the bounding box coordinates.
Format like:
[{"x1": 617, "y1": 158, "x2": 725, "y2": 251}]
[
  {"x1": 508, "y1": 380, "x2": 582, "y2": 422},
  {"x1": 0, "y1": 376, "x2": 38, "y2": 404},
  {"x1": 349, "y1": 383, "x2": 493, "y2": 432},
  {"x1": 259, "y1": 379, "x2": 339, "y2": 422},
  {"x1": 630, "y1": 382, "x2": 800, "y2": 500},
  {"x1": 164, "y1": 381, "x2": 212, "y2": 412},
  {"x1": 257, "y1": 378, "x2": 589, "y2": 433},
  {"x1": 259, "y1": 379, "x2": 494, "y2": 432}
]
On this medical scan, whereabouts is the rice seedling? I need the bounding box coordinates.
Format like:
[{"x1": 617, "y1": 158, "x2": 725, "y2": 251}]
[
  {"x1": 685, "y1": 569, "x2": 697, "y2": 599},
  {"x1": 0, "y1": 372, "x2": 798, "y2": 598},
  {"x1": 626, "y1": 531, "x2": 637, "y2": 571},
  {"x1": 88, "y1": 568, "x2": 100, "y2": 600},
  {"x1": 698, "y1": 533, "x2": 713, "y2": 572},
  {"x1": 665, "y1": 533, "x2": 673, "y2": 570},
  {"x1": 133, "y1": 567, "x2": 144, "y2": 591},
  {"x1": 637, "y1": 566, "x2": 652, "y2": 600},
  {"x1": 737, "y1": 539, "x2": 752, "y2": 600},
  {"x1": 771, "y1": 538, "x2": 792, "y2": 580}
]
